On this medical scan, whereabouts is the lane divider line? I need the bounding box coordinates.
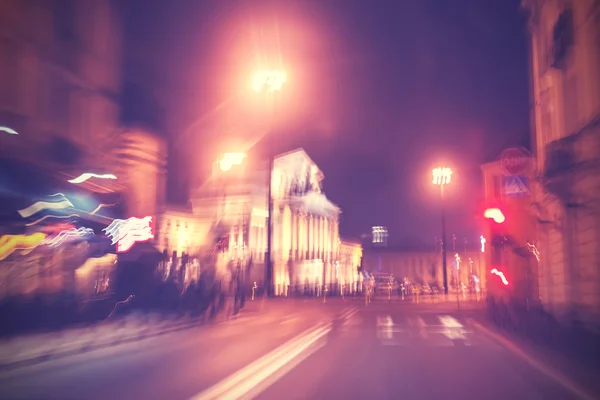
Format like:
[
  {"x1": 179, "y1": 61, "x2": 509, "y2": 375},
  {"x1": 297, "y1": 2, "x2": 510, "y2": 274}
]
[
  {"x1": 467, "y1": 318, "x2": 596, "y2": 400},
  {"x1": 190, "y1": 322, "x2": 332, "y2": 400}
]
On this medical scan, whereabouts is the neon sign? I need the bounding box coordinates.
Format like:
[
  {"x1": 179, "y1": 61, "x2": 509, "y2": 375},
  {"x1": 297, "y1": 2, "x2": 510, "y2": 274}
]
[
  {"x1": 42, "y1": 227, "x2": 95, "y2": 248},
  {"x1": 103, "y1": 216, "x2": 154, "y2": 253},
  {"x1": 491, "y1": 268, "x2": 509, "y2": 285},
  {"x1": 0, "y1": 233, "x2": 47, "y2": 261}
]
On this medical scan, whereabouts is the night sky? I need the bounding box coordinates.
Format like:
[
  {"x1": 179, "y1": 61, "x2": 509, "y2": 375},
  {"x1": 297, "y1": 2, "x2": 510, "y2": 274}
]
[{"x1": 120, "y1": 0, "x2": 531, "y2": 247}]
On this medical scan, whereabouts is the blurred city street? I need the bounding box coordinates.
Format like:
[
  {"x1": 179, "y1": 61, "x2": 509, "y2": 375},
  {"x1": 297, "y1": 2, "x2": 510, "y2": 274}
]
[{"x1": 0, "y1": 298, "x2": 595, "y2": 400}]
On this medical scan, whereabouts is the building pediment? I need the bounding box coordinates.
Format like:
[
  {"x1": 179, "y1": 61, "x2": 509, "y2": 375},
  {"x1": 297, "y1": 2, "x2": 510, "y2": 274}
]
[{"x1": 292, "y1": 191, "x2": 341, "y2": 217}]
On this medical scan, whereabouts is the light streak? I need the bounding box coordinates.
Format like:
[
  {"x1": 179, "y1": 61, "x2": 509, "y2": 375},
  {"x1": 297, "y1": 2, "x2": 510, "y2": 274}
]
[
  {"x1": 18, "y1": 194, "x2": 74, "y2": 218},
  {"x1": 103, "y1": 216, "x2": 153, "y2": 253},
  {"x1": 42, "y1": 227, "x2": 95, "y2": 247},
  {"x1": 0, "y1": 233, "x2": 47, "y2": 261},
  {"x1": 68, "y1": 173, "x2": 117, "y2": 184},
  {"x1": 25, "y1": 213, "x2": 80, "y2": 227},
  {"x1": 41, "y1": 224, "x2": 76, "y2": 232},
  {"x1": 491, "y1": 268, "x2": 509, "y2": 285},
  {"x1": 90, "y1": 203, "x2": 117, "y2": 215},
  {"x1": 0, "y1": 126, "x2": 18, "y2": 135},
  {"x1": 480, "y1": 235, "x2": 486, "y2": 252},
  {"x1": 526, "y1": 242, "x2": 540, "y2": 261}
]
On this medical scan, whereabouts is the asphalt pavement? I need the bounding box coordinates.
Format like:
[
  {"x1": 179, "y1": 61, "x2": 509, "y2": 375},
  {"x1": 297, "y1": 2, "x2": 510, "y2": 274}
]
[
  {"x1": 258, "y1": 301, "x2": 583, "y2": 400},
  {"x1": 0, "y1": 298, "x2": 593, "y2": 400}
]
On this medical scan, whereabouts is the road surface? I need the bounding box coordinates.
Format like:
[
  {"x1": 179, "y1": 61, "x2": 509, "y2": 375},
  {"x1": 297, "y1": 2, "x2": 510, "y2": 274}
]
[{"x1": 0, "y1": 300, "x2": 587, "y2": 400}]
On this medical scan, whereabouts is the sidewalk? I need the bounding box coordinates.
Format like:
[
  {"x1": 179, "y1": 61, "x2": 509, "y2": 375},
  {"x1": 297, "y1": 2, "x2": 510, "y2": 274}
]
[
  {"x1": 0, "y1": 298, "x2": 305, "y2": 372},
  {"x1": 469, "y1": 313, "x2": 600, "y2": 399}
]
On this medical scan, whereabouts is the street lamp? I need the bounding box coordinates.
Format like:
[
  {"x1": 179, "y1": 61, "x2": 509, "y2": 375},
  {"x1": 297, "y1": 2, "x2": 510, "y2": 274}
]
[
  {"x1": 219, "y1": 152, "x2": 246, "y2": 172},
  {"x1": 253, "y1": 68, "x2": 286, "y2": 297},
  {"x1": 432, "y1": 167, "x2": 452, "y2": 296}
]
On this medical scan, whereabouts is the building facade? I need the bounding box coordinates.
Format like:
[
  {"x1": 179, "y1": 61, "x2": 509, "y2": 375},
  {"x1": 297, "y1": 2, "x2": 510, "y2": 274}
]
[
  {"x1": 362, "y1": 245, "x2": 486, "y2": 294},
  {"x1": 0, "y1": 0, "x2": 167, "y2": 227},
  {"x1": 338, "y1": 239, "x2": 364, "y2": 294},
  {"x1": 0, "y1": 1, "x2": 167, "y2": 300},
  {"x1": 190, "y1": 148, "x2": 345, "y2": 296},
  {"x1": 523, "y1": 0, "x2": 600, "y2": 330}
]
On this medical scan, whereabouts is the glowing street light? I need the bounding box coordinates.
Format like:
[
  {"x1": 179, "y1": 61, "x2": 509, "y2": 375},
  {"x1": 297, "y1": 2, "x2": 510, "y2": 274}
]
[
  {"x1": 432, "y1": 166, "x2": 453, "y2": 296},
  {"x1": 432, "y1": 167, "x2": 452, "y2": 185},
  {"x1": 219, "y1": 152, "x2": 246, "y2": 172},
  {"x1": 252, "y1": 69, "x2": 287, "y2": 92}
]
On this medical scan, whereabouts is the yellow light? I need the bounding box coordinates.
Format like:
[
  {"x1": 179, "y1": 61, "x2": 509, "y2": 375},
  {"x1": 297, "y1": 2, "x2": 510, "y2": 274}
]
[
  {"x1": 432, "y1": 167, "x2": 452, "y2": 185},
  {"x1": 219, "y1": 152, "x2": 246, "y2": 172},
  {"x1": 252, "y1": 69, "x2": 287, "y2": 92}
]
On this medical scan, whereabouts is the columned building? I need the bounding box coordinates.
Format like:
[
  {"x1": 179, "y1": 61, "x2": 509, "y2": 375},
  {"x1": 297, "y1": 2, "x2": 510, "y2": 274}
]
[
  {"x1": 190, "y1": 148, "x2": 342, "y2": 296},
  {"x1": 523, "y1": 0, "x2": 600, "y2": 331},
  {"x1": 338, "y1": 239, "x2": 364, "y2": 294},
  {"x1": 362, "y1": 245, "x2": 486, "y2": 294}
]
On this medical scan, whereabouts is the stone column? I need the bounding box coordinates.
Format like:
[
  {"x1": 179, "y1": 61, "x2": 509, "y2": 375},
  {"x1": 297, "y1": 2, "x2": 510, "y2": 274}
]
[
  {"x1": 291, "y1": 210, "x2": 297, "y2": 260},
  {"x1": 309, "y1": 215, "x2": 314, "y2": 259}
]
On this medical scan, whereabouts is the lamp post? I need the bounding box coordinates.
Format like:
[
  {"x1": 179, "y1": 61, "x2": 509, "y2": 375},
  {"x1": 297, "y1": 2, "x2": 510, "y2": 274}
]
[
  {"x1": 253, "y1": 69, "x2": 287, "y2": 297},
  {"x1": 432, "y1": 167, "x2": 452, "y2": 296}
]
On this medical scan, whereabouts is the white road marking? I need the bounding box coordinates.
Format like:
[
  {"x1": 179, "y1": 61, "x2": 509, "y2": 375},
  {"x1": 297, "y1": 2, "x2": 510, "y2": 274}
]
[
  {"x1": 438, "y1": 315, "x2": 467, "y2": 340},
  {"x1": 190, "y1": 322, "x2": 331, "y2": 400}
]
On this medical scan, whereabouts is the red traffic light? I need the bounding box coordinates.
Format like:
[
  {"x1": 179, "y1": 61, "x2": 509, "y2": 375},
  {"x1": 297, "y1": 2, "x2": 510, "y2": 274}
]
[
  {"x1": 491, "y1": 268, "x2": 509, "y2": 285},
  {"x1": 484, "y1": 208, "x2": 505, "y2": 224}
]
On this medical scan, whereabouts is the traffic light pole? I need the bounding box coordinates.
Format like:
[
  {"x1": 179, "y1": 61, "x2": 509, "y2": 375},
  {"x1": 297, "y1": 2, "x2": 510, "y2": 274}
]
[{"x1": 441, "y1": 184, "x2": 449, "y2": 296}]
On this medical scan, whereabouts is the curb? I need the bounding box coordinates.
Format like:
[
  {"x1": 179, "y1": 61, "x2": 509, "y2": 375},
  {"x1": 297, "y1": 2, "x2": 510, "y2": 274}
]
[
  {"x1": 467, "y1": 318, "x2": 596, "y2": 400},
  {"x1": 0, "y1": 317, "x2": 207, "y2": 372},
  {"x1": 0, "y1": 302, "x2": 283, "y2": 372}
]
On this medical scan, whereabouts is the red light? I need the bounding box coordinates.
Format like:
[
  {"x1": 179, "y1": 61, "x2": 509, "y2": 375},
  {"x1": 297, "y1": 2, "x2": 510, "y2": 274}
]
[
  {"x1": 491, "y1": 268, "x2": 509, "y2": 285},
  {"x1": 484, "y1": 208, "x2": 505, "y2": 224}
]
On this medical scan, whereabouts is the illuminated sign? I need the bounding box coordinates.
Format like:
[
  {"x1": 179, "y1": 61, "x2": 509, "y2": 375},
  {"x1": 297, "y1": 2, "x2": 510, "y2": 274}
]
[
  {"x1": 491, "y1": 268, "x2": 509, "y2": 285},
  {"x1": 103, "y1": 216, "x2": 154, "y2": 253},
  {"x1": 42, "y1": 227, "x2": 95, "y2": 248},
  {"x1": 69, "y1": 173, "x2": 117, "y2": 184},
  {"x1": 0, "y1": 233, "x2": 47, "y2": 261}
]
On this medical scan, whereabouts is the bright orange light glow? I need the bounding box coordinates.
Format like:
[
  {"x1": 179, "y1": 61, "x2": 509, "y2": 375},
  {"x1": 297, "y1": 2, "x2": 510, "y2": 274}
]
[
  {"x1": 432, "y1": 167, "x2": 452, "y2": 185},
  {"x1": 219, "y1": 152, "x2": 247, "y2": 172},
  {"x1": 491, "y1": 268, "x2": 509, "y2": 285},
  {"x1": 0, "y1": 233, "x2": 47, "y2": 261},
  {"x1": 484, "y1": 208, "x2": 505, "y2": 223},
  {"x1": 252, "y1": 69, "x2": 287, "y2": 92}
]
